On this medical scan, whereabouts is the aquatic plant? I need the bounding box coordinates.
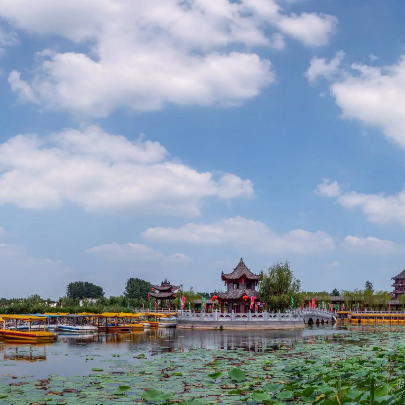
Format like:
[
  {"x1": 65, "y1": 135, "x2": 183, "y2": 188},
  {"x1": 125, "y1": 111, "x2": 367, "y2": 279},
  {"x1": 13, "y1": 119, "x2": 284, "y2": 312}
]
[{"x1": 2, "y1": 329, "x2": 405, "y2": 403}]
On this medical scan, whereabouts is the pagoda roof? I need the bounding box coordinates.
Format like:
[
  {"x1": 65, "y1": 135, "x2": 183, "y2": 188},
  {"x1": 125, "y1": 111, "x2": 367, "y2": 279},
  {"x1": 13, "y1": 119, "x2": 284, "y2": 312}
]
[
  {"x1": 152, "y1": 278, "x2": 180, "y2": 291},
  {"x1": 392, "y1": 269, "x2": 405, "y2": 280},
  {"x1": 217, "y1": 288, "x2": 258, "y2": 300},
  {"x1": 150, "y1": 292, "x2": 176, "y2": 299},
  {"x1": 221, "y1": 258, "x2": 259, "y2": 281}
]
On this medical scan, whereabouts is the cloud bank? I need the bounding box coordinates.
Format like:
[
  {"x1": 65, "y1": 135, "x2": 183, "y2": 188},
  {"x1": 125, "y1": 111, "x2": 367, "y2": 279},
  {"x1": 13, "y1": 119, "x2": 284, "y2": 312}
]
[
  {"x1": 0, "y1": 0, "x2": 337, "y2": 117},
  {"x1": 0, "y1": 126, "x2": 253, "y2": 215},
  {"x1": 142, "y1": 216, "x2": 335, "y2": 254}
]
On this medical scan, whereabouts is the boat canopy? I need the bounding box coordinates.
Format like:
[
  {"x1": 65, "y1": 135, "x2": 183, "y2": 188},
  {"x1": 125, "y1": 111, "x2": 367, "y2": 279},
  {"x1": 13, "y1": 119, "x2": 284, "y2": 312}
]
[{"x1": 1, "y1": 315, "x2": 47, "y2": 321}]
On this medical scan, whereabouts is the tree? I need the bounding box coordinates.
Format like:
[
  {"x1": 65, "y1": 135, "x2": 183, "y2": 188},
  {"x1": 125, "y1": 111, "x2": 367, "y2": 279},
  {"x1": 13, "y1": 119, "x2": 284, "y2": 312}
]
[
  {"x1": 66, "y1": 281, "x2": 104, "y2": 300},
  {"x1": 374, "y1": 290, "x2": 391, "y2": 310},
  {"x1": 331, "y1": 288, "x2": 340, "y2": 296},
  {"x1": 400, "y1": 293, "x2": 405, "y2": 309},
  {"x1": 365, "y1": 281, "x2": 373, "y2": 291},
  {"x1": 259, "y1": 261, "x2": 301, "y2": 311},
  {"x1": 124, "y1": 278, "x2": 151, "y2": 300}
]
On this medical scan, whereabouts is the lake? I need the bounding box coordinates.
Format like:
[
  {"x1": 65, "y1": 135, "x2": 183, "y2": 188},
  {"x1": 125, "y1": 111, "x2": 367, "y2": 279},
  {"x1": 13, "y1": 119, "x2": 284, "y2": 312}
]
[
  {"x1": 2, "y1": 325, "x2": 403, "y2": 404},
  {"x1": 0, "y1": 325, "x2": 344, "y2": 380}
]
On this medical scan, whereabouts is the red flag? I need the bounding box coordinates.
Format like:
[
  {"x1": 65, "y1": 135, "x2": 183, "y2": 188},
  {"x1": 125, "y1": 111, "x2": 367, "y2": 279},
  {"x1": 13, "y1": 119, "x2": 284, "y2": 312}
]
[{"x1": 250, "y1": 296, "x2": 256, "y2": 310}]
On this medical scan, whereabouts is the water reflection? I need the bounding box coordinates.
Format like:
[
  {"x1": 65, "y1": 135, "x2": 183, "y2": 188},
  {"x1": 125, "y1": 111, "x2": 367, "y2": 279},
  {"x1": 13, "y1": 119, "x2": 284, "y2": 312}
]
[
  {"x1": 0, "y1": 326, "x2": 347, "y2": 379},
  {"x1": 0, "y1": 344, "x2": 47, "y2": 362}
]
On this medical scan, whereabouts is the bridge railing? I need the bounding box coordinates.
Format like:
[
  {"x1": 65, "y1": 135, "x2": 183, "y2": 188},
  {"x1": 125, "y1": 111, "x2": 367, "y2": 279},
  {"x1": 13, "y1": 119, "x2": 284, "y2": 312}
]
[{"x1": 177, "y1": 309, "x2": 334, "y2": 322}]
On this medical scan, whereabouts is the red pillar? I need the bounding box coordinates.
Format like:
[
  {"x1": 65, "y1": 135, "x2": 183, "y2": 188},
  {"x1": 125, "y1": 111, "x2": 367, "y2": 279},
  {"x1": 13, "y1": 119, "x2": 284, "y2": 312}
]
[
  {"x1": 242, "y1": 301, "x2": 245, "y2": 314},
  {"x1": 221, "y1": 301, "x2": 224, "y2": 313}
]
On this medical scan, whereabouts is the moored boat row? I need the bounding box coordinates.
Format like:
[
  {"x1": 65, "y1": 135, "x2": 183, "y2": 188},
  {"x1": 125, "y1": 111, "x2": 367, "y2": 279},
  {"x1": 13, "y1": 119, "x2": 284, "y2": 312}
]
[
  {"x1": 337, "y1": 311, "x2": 405, "y2": 325},
  {"x1": 0, "y1": 312, "x2": 178, "y2": 343}
]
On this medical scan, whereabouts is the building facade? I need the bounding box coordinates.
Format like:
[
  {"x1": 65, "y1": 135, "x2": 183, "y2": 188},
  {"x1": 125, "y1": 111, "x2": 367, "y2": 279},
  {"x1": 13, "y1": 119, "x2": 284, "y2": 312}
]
[
  {"x1": 217, "y1": 258, "x2": 260, "y2": 313},
  {"x1": 392, "y1": 270, "x2": 405, "y2": 299}
]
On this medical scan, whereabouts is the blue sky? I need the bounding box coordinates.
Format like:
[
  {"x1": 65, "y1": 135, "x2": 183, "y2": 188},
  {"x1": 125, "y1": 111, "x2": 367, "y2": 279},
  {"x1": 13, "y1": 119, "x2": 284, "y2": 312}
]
[{"x1": 1, "y1": 0, "x2": 405, "y2": 299}]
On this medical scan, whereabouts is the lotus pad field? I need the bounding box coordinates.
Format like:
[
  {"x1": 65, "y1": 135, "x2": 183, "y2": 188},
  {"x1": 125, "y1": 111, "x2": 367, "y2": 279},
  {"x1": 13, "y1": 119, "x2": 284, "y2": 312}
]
[{"x1": 3, "y1": 330, "x2": 405, "y2": 404}]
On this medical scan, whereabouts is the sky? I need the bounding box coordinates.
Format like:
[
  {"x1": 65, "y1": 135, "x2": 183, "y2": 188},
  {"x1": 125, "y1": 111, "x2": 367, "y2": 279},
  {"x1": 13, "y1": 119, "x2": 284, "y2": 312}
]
[{"x1": 1, "y1": 0, "x2": 405, "y2": 299}]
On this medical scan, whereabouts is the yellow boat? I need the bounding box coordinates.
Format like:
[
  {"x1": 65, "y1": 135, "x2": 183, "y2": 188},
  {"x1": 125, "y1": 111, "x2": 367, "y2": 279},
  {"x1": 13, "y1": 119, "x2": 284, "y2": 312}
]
[
  {"x1": 100, "y1": 313, "x2": 145, "y2": 332},
  {"x1": 0, "y1": 315, "x2": 54, "y2": 343},
  {"x1": 337, "y1": 310, "x2": 351, "y2": 325}
]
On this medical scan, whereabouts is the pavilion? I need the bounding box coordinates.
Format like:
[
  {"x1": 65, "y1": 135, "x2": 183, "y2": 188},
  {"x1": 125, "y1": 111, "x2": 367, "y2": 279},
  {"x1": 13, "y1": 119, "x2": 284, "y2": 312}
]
[
  {"x1": 149, "y1": 279, "x2": 179, "y2": 310},
  {"x1": 217, "y1": 258, "x2": 260, "y2": 313}
]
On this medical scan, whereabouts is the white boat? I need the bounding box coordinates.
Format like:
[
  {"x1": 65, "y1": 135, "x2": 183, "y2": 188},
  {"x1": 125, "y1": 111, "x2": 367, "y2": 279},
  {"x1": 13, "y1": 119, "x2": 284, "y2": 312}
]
[{"x1": 57, "y1": 324, "x2": 98, "y2": 332}]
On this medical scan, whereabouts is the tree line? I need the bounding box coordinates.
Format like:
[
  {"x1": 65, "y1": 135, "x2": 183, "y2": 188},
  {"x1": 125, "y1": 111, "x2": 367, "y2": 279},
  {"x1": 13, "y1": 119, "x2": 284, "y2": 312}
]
[{"x1": 0, "y1": 265, "x2": 395, "y2": 313}]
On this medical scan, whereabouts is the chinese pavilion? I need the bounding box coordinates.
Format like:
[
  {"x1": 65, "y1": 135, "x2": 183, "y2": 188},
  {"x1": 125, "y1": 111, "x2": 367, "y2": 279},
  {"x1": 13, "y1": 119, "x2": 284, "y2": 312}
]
[
  {"x1": 217, "y1": 258, "x2": 260, "y2": 313},
  {"x1": 392, "y1": 269, "x2": 405, "y2": 299},
  {"x1": 149, "y1": 279, "x2": 180, "y2": 310}
]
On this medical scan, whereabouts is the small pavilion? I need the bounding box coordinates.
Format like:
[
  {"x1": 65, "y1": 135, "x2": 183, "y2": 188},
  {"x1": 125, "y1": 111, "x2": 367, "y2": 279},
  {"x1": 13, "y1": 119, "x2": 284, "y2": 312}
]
[
  {"x1": 149, "y1": 279, "x2": 180, "y2": 310},
  {"x1": 217, "y1": 258, "x2": 260, "y2": 313}
]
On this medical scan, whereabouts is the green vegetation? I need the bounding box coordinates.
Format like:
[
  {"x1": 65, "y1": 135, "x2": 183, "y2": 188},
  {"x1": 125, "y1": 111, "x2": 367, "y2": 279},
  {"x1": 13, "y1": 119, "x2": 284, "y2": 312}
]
[
  {"x1": 259, "y1": 261, "x2": 302, "y2": 311},
  {"x1": 331, "y1": 288, "x2": 340, "y2": 296},
  {"x1": 365, "y1": 281, "x2": 374, "y2": 291},
  {"x1": 124, "y1": 277, "x2": 152, "y2": 300},
  {"x1": 0, "y1": 294, "x2": 157, "y2": 315},
  {"x1": 3, "y1": 330, "x2": 405, "y2": 403},
  {"x1": 66, "y1": 281, "x2": 104, "y2": 299}
]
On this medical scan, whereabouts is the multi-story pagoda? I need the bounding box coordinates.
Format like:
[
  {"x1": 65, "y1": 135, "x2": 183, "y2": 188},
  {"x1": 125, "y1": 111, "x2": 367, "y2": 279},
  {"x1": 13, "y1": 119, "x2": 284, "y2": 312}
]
[
  {"x1": 149, "y1": 278, "x2": 180, "y2": 310},
  {"x1": 392, "y1": 270, "x2": 405, "y2": 299},
  {"x1": 217, "y1": 258, "x2": 260, "y2": 313}
]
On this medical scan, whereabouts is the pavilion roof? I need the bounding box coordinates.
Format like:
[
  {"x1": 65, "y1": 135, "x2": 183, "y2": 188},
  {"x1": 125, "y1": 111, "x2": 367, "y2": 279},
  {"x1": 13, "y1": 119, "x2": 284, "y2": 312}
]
[
  {"x1": 221, "y1": 258, "x2": 260, "y2": 281},
  {"x1": 392, "y1": 269, "x2": 405, "y2": 280},
  {"x1": 152, "y1": 278, "x2": 180, "y2": 291},
  {"x1": 217, "y1": 288, "x2": 258, "y2": 300},
  {"x1": 150, "y1": 291, "x2": 176, "y2": 299}
]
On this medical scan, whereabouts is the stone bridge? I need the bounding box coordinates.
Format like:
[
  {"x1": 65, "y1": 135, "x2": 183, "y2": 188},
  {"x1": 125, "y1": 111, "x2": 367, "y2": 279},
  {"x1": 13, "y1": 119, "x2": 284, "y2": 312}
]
[
  {"x1": 302, "y1": 309, "x2": 336, "y2": 325},
  {"x1": 177, "y1": 309, "x2": 336, "y2": 330}
]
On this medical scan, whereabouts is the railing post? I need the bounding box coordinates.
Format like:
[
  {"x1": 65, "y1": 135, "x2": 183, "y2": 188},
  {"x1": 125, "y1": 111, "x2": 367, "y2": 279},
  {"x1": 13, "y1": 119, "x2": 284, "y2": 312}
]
[
  {"x1": 264, "y1": 310, "x2": 268, "y2": 322},
  {"x1": 231, "y1": 310, "x2": 235, "y2": 321}
]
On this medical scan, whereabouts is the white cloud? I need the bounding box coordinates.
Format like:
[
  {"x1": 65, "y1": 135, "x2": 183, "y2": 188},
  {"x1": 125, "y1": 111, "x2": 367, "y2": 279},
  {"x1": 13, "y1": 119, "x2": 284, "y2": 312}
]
[
  {"x1": 142, "y1": 216, "x2": 335, "y2": 254},
  {"x1": 325, "y1": 261, "x2": 340, "y2": 268},
  {"x1": 277, "y1": 13, "x2": 337, "y2": 47},
  {"x1": 338, "y1": 190, "x2": 405, "y2": 226},
  {"x1": 306, "y1": 50, "x2": 344, "y2": 82},
  {"x1": 326, "y1": 56, "x2": 405, "y2": 148},
  {"x1": 0, "y1": 227, "x2": 5, "y2": 237},
  {"x1": 369, "y1": 54, "x2": 378, "y2": 62},
  {"x1": 316, "y1": 181, "x2": 405, "y2": 227},
  {"x1": 0, "y1": 0, "x2": 337, "y2": 117},
  {"x1": 0, "y1": 244, "x2": 72, "y2": 299},
  {"x1": 0, "y1": 126, "x2": 253, "y2": 215},
  {"x1": 86, "y1": 242, "x2": 188, "y2": 264},
  {"x1": 314, "y1": 178, "x2": 341, "y2": 197},
  {"x1": 342, "y1": 235, "x2": 405, "y2": 255}
]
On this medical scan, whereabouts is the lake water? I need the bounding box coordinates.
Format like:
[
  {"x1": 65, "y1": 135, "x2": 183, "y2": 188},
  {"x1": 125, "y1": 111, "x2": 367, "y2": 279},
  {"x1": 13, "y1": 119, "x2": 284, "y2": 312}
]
[{"x1": 0, "y1": 326, "x2": 346, "y2": 381}]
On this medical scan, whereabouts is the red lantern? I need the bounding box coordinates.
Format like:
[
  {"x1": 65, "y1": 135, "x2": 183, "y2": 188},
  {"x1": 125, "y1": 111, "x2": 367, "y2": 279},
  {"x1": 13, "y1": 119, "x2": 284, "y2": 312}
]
[
  {"x1": 212, "y1": 295, "x2": 218, "y2": 302},
  {"x1": 147, "y1": 294, "x2": 150, "y2": 298},
  {"x1": 242, "y1": 295, "x2": 248, "y2": 301},
  {"x1": 170, "y1": 288, "x2": 173, "y2": 292},
  {"x1": 151, "y1": 287, "x2": 154, "y2": 291}
]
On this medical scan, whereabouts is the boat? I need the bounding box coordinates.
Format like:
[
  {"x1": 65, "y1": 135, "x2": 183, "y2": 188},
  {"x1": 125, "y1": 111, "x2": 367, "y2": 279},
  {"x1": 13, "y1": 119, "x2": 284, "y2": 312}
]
[
  {"x1": 0, "y1": 315, "x2": 54, "y2": 343},
  {"x1": 158, "y1": 315, "x2": 177, "y2": 328},
  {"x1": 57, "y1": 314, "x2": 99, "y2": 332},
  {"x1": 100, "y1": 313, "x2": 145, "y2": 332}
]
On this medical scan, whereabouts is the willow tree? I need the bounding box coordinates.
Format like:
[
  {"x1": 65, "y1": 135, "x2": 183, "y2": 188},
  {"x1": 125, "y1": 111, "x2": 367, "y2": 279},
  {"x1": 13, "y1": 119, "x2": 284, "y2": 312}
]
[{"x1": 259, "y1": 261, "x2": 301, "y2": 312}]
